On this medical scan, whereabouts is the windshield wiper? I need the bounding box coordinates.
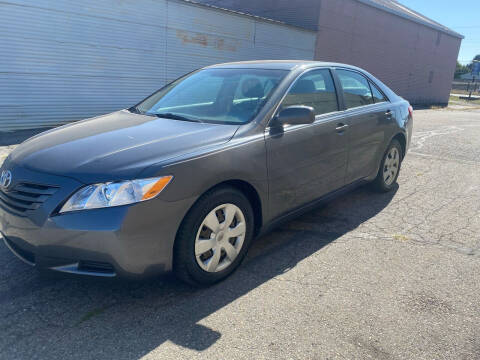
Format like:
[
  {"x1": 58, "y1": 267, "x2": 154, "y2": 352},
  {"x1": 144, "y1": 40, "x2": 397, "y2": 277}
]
[
  {"x1": 153, "y1": 112, "x2": 202, "y2": 123},
  {"x1": 128, "y1": 105, "x2": 142, "y2": 114}
]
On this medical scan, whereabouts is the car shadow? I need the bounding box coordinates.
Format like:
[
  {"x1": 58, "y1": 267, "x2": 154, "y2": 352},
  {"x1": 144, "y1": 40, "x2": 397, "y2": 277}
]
[{"x1": 0, "y1": 184, "x2": 398, "y2": 358}]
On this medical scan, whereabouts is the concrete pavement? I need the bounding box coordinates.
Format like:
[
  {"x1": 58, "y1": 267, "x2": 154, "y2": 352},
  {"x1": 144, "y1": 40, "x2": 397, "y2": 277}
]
[{"x1": 1, "y1": 108, "x2": 480, "y2": 359}]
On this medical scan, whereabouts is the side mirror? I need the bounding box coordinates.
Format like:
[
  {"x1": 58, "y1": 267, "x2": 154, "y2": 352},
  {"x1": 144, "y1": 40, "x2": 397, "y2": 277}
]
[{"x1": 272, "y1": 106, "x2": 315, "y2": 127}]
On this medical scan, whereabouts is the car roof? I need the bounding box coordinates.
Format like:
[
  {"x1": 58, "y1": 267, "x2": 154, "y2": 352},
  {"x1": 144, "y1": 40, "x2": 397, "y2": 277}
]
[
  {"x1": 204, "y1": 60, "x2": 355, "y2": 71},
  {"x1": 203, "y1": 60, "x2": 400, "y2": 101}
]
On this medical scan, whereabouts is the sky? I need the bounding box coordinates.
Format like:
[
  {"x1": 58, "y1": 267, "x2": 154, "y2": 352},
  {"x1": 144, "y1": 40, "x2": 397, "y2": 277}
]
[{"x1": 398, "y1": 0, "x2": 479, "y2": 64}]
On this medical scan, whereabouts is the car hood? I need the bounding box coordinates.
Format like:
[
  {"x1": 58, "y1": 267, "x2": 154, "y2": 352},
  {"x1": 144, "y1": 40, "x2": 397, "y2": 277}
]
[{"x1": 9, "y1": 110, "x2": 239, "y2": 183}]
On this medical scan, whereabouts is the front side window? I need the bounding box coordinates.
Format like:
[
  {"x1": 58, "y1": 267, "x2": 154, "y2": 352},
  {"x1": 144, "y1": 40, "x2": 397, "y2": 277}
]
[
  {"x1": 281, "y1": 69, "x2": 339, "y2": 116},
  {"x1": 336, "y1": 69, "x2": 374, "y2": 109},
  {"x1": 135, "y1": 68, "x2": 288, "y2": 124}
]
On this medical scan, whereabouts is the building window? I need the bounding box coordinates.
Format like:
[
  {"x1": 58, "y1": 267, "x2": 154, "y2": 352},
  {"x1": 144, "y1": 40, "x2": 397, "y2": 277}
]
[{"x1": 428, "y1": 71, "x2": 434, "y2": 84}]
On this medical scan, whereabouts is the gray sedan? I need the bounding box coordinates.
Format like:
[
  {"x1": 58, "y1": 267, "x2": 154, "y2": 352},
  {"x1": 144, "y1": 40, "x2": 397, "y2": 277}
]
[{"x1": 0, "y1": 61, "x2": 412, "y2": 285}]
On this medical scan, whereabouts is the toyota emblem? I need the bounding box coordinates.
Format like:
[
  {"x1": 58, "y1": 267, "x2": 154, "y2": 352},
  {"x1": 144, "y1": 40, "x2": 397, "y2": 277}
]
[{"x1": 0, "y1": 170, "x2": 12, "y2": 189}]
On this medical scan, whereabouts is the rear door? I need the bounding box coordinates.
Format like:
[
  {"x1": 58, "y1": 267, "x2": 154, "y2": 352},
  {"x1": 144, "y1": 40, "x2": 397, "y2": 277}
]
[
  {"x1": 334, "y1": 68, "x2": 391, "y2": 184},
  {"x1": 265, "y1": 68, "x2": 348, "y2": 219}
]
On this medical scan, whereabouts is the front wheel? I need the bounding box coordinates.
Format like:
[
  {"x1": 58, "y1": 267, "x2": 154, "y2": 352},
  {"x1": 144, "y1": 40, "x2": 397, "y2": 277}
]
[
  {"x1": 173, "y1": 186, "x2": 254, "y2": 286},
  {"x1": 372, "y1": 139, "x2": 403, "y2": 192}
]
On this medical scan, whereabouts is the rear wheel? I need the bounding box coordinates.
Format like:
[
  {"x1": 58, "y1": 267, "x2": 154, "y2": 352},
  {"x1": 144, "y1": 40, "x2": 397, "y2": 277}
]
[
  {"x1": 173, "y1": 186, "x2": 254, "y2": 286},
  {"x1": 372, "y1": 139, "x2": 403, "y2": 192}
]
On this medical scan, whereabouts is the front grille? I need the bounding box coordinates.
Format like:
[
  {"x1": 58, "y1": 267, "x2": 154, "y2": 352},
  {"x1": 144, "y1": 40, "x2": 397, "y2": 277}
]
[{"x1": 0, "y1": 182, "x2": 58, "y2": 215}]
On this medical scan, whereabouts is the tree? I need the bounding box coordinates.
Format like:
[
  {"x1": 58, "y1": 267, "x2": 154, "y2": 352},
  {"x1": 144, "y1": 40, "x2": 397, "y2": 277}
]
[
  {"x1": 474, "y1": 54, "x2": 480, "y2": 61},
  {"x1": 455, "y1": 61, "x2": 470, "y2": 78}
]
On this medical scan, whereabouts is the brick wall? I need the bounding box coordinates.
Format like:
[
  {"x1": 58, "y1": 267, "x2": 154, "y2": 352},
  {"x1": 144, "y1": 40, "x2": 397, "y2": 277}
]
[
  {"x1": 195, "y1": 0, "x2": 462, "y2": 105},
  {"x1": 315, "y1": 0, "x2": 461, "y2": 105}
]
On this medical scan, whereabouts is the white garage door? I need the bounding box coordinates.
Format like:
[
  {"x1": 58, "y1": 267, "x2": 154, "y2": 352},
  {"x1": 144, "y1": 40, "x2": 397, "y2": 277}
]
[{"x1": 0, "y1": 0, "x2": 316, "y2": 131}]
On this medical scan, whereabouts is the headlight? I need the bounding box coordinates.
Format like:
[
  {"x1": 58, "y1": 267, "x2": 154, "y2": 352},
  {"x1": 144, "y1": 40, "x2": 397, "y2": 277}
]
[{"x1": 59, "y1": 176, "x2": 173, "y2": 213}]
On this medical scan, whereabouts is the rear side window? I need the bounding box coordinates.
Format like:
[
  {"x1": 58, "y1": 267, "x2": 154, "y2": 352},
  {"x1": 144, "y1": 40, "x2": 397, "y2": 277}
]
[
  {"x1": 336, "y1": 69, "x2": 374, "y2": 109},
  {"x1": 370, "y1": 81, "x2": 387, "y2": 103},
  {"x1": 281, "y1": 69, "x2": 338, "y2": 116}
]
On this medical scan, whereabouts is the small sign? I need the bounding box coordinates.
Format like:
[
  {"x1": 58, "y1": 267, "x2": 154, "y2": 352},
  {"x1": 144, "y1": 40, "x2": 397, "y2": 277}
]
[{"x1": 473, "y1": 61, "x2": 480, "y2": 76}]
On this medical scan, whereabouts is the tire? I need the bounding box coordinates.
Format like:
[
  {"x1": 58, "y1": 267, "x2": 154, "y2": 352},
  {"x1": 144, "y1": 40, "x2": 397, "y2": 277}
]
[
  {"x1": 372, "y1": 139, "x2": 403, "y2": 192},
  {"x1": 173, "y1": 186, "x2": 254, "y2": 286}
]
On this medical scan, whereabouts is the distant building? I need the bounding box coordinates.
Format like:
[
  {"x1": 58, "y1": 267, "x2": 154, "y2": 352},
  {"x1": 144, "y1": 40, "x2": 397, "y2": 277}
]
[
  {"x1": 0, "y1": 0, "x2": 463, "y2": 130},
  {"x1": 0, "y1": 0, "x2": 316, "y2": 130},
  {"x1": 196, "y1": 0, "x2": 464, "y2": 105}
]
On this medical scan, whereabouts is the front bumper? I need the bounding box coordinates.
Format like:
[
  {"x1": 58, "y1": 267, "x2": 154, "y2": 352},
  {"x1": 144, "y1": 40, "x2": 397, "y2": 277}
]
[
  {"x1": 0, "y1": 164, "x2": 195, "y2": 279},
  {"x1": 0, "y1": 196, "x2": 195, "y2": 279}
]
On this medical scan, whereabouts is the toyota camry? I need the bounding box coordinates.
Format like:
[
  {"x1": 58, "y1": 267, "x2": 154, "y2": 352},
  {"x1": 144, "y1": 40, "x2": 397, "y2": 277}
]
[{"x1": 0, "y1": 61, "x2": 413, "y2": 285}]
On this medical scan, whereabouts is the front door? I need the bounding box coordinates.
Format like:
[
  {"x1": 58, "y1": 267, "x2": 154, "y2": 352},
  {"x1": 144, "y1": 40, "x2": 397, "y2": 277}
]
[{"x1": 265, "y1": 68, "x2": 349, "y2": 220}]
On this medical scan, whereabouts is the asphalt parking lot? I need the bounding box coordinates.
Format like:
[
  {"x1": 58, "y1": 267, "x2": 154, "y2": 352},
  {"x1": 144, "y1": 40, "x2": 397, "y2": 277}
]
[{"x1": 1, "y1": 107, "x2": 480, "y2": 360}]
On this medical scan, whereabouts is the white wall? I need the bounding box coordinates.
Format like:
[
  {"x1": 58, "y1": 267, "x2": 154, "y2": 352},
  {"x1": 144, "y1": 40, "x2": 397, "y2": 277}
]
[{"x1": 0, "y1": 0, "x2": 316, "y2": 130}]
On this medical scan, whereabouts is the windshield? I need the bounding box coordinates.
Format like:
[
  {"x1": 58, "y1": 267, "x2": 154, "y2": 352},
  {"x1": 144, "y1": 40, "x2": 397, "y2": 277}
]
[{"x1": 134, "y1": 68, "x2": 288, "y2": 124}]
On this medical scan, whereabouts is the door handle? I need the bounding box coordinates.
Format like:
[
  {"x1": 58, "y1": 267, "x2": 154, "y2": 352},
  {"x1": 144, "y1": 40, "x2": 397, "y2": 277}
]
[
  {"x1": 336, "y1": 123, "x2": 349, "y2": 133},
  {"x1": 385, "y1": 110, "x2": 393, "y2": 117}
]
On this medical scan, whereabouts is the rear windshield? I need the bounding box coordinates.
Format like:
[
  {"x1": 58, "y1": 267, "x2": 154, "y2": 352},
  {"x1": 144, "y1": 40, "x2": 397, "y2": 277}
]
[{"x1": 135, "y1": 68, "x2": 288, "y2": 124}]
